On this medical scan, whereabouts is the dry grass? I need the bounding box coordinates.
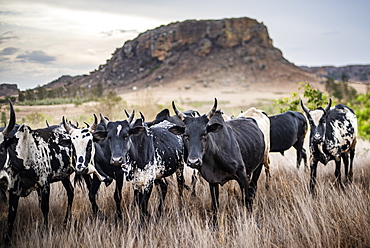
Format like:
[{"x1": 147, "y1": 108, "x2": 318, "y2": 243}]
[{"x1": 1, "y1": 140, "x2": 370, "y2": 248}]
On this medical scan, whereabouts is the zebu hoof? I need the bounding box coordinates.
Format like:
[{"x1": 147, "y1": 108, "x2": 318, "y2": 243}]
[{"x1": 104, "y1": 177, "x2": 114, "y2": 187}]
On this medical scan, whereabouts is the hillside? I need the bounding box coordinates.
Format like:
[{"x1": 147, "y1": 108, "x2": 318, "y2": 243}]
[{"x1": 301, "y1": 64, "x2": 370, "y2": 83}]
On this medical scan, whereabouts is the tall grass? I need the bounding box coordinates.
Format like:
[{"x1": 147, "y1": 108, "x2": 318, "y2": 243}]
[{"x1": 0, "y1": 140, "x2": 369, "y2": 247}]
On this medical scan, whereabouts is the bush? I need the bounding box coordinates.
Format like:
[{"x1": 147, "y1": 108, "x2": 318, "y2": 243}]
[{"x1": 274, "y1": 83, "x2": 329, "y2": 113}]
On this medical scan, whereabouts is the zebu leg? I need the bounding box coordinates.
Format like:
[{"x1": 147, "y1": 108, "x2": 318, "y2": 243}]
[
  {"x1": 61, "y1": 178, "x2": 74, "y2": 225},
  {"x1": 88, "y1": 175, "x2": 104, "y2": 219},
  {"x1": 334, "y1": 159, "x2": 344, "y2": 190},
  {"x1": 342, "y1": 153, "x2": 350, "y2": 184},
  {"x1": 37, "y1": 186, "x2": 50, "y2": 229},
  {"x1": 155, "y1": 178, "x2": 168, "y2": 218},
  {"x1": 348, "y1": 148, "x2": 355, "y2": 183},
  {"x1": 2, "y1": 192, "x2": 19, "y2": 245},
  {"x1": 114, "y1": 170, "x2": 124, "y2": 222},
  {"x1": 175, "y1": 166, "x2": 185, "y2": 210},
  {"x1": 209, "y1": 183, "x2": 219, "y2": 229},
  {"x1": 249, "y1": 163, "x2": 263, "y2": 201}
]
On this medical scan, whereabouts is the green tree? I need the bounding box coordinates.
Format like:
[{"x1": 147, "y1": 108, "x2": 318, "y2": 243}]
[
  {"x1": 18, "y1": 91, "x2": 25, "y2": 102},
  {"x1": 93, "y1": 82, "x2": 104, "y2": 98},
  {"x1": 47, "y1": 88, "x2": 56, "y2": 99},
  {"x1": 1, "y1": 112, "x2": 6, "y2": 126},
  {"x1": 25, "y1": 89, "x2": 35, "y2": 101},
  {"x1": 36, "y1": 85, "x2": 47, "y2": 100}
]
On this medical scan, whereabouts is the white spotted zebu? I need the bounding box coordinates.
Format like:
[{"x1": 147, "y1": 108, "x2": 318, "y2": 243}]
[{"x1": 301, "y1": 99, "x2": 357, "y2": 192}]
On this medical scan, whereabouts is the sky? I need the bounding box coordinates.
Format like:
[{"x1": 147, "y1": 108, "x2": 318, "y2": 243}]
[{"x1": 0, "y1": 0, "x2": 369, "y2": 90}]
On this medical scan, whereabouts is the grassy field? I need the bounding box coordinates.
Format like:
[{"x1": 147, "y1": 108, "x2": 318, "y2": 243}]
[{"x1": 0, "y1": 137, "x2": 369, "y2": 247}]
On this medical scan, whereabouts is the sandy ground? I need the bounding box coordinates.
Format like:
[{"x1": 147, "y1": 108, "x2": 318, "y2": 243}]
[{"x1": 9, "y1": 79, "x2": 368, "y2": 128}]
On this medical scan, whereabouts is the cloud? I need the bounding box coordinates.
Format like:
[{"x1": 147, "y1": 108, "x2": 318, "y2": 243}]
[
  {"x1": 0, "y1": 11, "x2": 19, "y2": 16},
  {"x1": 16, "y1": 50, "x2": 56, "y2": 63},
  {"x1": 0, "y1": 47, "x2": 19, "y2": 55},
  {"x1": 100, "y1": 29, "x2": 139, "y2": 37},
  {"x1": 0, "y1": 31, "x2": 18, "y2": 44}
]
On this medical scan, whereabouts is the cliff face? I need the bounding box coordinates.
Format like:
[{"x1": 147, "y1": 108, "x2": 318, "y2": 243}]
[
  {"x1": 0, "y1": 83, "x2": 19, "y2": 97},
  {"x1": 48, "y1": 17, "x2": 319, "y2": 91}
]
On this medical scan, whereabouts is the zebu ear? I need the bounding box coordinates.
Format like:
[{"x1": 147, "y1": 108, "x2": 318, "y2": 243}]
[
  {"x1": 92, "y1": 130, "x2": 108, "y2": 143},
  {"x1": 156, "y1": 109, "x2": 170, "y2": 120},
  {"x1": 168, "y1": 125, "x2": 185, "y2": 135},
  {"x1": 206, "y1": 123, "x2": 223, "y2": 133},
  {"x1": 324, "y1": 99, "x2": 332, "y2": 113},
  {"x1": 129, "y1": 118, "x2": 145, "y2": 136},
  {"x1": 59, "y1": 138, "x2": 71, "y2": 147},
  {"x1": 300, "y1": 100, "x2": 310, "y2": 114}
]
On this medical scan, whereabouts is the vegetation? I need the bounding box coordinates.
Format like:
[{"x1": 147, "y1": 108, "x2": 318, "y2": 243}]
[
  {"x1": 1, "y1": 140, "x2": 369, "y2": 247},
  {"x1": 17, "y1": 97, "x2": 91, "y2": 106},
  {"x1": 275, "y1": 79, "x2": 370, "y2": 139},
  {"x1": 16, "y1": 83, "x2": 104, "y2": 105}
]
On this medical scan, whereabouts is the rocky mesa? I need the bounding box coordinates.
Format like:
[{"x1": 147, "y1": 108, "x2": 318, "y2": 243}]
[{"x1": 48, "y1": 17, "x2": 320, "y2": 93}]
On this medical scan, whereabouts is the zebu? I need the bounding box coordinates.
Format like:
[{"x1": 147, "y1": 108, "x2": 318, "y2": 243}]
[
  {"x1": 169, "y1": 99, "x2": 265, "y2": 227},
  {"x1": 301, "y1": 99, "x2": 357, "y2": 192}
]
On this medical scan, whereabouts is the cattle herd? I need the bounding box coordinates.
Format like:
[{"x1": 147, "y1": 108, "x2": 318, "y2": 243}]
[{"x1": 0, "y1": 98, "x2": 358, "y2": 245}]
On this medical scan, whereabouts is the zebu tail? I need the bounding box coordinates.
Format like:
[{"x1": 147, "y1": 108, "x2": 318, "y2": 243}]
[{"x1": 73, "y1": 174, "x2": 91, "y2": 191}]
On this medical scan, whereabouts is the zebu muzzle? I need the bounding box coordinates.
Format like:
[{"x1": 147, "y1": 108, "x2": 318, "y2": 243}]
[
  {"x1": 110, "y1": 156, "x2": 125, "y2": 166},
  {"x1": 187, "y1": 157, "x2": 202, "y2": 169},
  {"x1": 75, "y1": 164, "x2": 88, "y2": 175},
  {"x1": 313, "y1": 133, "x2": 323, "y2": 144}
]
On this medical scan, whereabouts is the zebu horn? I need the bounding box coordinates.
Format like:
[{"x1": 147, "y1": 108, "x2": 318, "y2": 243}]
[
  {"x1": 300, "y1": 100, "x2": 310, "y2": 114},
  {"x1": 206, "y1": 98, "x2": 217, "y2": 119},
  {"x1": 100, "y1": 113, "x2": 109, "y2": 127},
  {"x1": 2, "y1": 99, "x2": 16, "y2": 138},
  {"x1": 62, "y1": 116, "x2": 73, "y2": 134},
  {"x1": 127, "y1": 110, "x2": 135, "y2": 124},
  {"x1": 324, "y1": 99, "x2": 332, "y2": 113},
  {"x1": 124, "y1": 110, "x2": 130, "y2": 118},
  {"x1": 89, "y1": 114, "x2": 98, "y2": 132},
  {"x1": 172, "y1": 101, "x2": 186, "y2": 121},
  {"x1": 139, "y1": 111, "x2": 145, "y2": 122}
]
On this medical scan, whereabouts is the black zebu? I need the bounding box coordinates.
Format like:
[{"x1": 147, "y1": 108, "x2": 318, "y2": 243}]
[
  {"x1": 0, "y1": 101, "x2": 82, "y2": 244},
  {"x1": 301, "y1": 99, "x2": 357, "y2": 192},
  {"x1": 146, "y1": 108, "x2": 201, "y2": 195},
  {"x1": 93, "y1": 112, "x2": 186, "y2": 223},
  {"x1": 169, "y1": 99, "x2": 265, "y2": 227},
  {"x1": 268, "y1": 111, "x2": 308, "y2": 168}
]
